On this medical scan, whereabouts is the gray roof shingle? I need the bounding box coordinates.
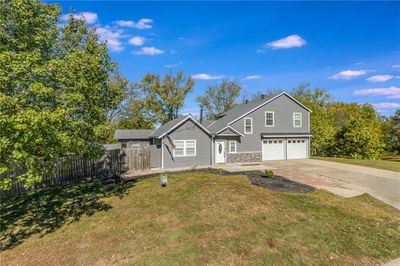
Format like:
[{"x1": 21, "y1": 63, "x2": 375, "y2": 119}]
[
  {"x1": 208, "y1": 94, "x2": 276, "y2": 133},
  {"x1": 114, "y1": 129, "x2": 154, "y2": 140},
  {"x1": 149, "y1": 116, "x2": 189, "y2": 138}
]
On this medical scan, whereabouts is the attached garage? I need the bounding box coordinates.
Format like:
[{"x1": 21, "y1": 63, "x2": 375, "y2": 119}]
[
  {"x1": 262, "y1": 137, "x2": 309, "y2": 161},
  {"x1": 287, "y1": 139, "x2": 307, "y2": 159},
  {"x1": 262, "y1": 139, "x2": 285, "y2": 160}
]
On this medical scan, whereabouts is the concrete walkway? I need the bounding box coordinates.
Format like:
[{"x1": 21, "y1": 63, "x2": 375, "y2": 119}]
[{"x1": 218, "y1": 159, "x2": 400, "y2": 209}]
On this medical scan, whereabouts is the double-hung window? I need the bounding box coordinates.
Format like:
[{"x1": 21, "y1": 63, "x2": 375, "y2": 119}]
[
  {"x1": 265, "y1": 111, "x2": 274, "y2": 127},
  {"x1": 244, "y1": 118, "x2": 253, "y2": 134},
  {"x1": 173, "y1": 140, "x2": 196, "y2": 157},
  {"x1": 229, "y1": 141, "x2": 237, "y2": 153},
  {"x1": 293, "y1": 113, "x2": 302, "y2": 127}
]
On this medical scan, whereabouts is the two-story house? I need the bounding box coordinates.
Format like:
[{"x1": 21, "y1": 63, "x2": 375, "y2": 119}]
[{"x1": 114, "y1": 92, "x2": 312, "y2": 169}]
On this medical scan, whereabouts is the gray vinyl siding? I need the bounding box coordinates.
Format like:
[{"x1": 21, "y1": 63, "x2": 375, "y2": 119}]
[
  {"x1": 163, "y1": 120, "x2": 211, "y2": 168},
  {"x1": 118, "y1": 139, "x2": 150, "y2": 148},
  {"x1": 150, "y1": 143, "x2": 161, "y2": 168},
  {"x1": 230, "y1": 94, "x2": 310, "y2": 152}
]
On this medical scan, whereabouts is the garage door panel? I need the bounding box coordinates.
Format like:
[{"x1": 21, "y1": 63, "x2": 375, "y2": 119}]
[
  {"x1": 262, "y1": 139, "x2": 285, "y2": 161},
  {"x1": 287, "y1": 139, "x2": 307, "y2": 159}
]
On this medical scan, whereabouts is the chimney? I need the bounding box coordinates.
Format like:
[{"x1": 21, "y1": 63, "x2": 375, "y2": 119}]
[
  {"x1": 245, "y1": 99, "x2": 249, "y2": 104},
  {"x1": 261, "y1": 94, "x2": 265, "y2": 99},
  {"x1": 199, "y1": 105, "x2": 204, "y2": 124}
]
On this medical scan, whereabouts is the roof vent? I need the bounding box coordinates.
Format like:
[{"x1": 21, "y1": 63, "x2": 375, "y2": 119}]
[
  {"x1": 261, "y1": 94, "x2": 266, "y2": 99},
  {"x1": 245, "y1": 99, "x2": 249, "y2": 104}
]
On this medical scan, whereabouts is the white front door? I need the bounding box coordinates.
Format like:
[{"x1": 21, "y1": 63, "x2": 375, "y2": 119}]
[
  {"x1": 287, "y1": 139, "x2": 307, "y2": 159},
  {"x1": 215, "y1": 141, "x2": 225, "y2": 163},
  {"x1": 262, "y1": 139, "x2": 285, "y2": 161}
]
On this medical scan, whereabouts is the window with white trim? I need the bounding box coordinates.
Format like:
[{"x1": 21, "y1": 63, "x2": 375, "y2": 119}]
[
  {"x1": 244, "y1": 118, "x2": 252, "y2": 134},
  {"x1": 173, "y1": 140, "x2": 196, "y2": 157},
  {"x1": 293, "y1": 113, "x2": 302, "y2": 127},
  {"x1": 229, "y1": 141, "x2": 237, "y2": 153},
  {"x1": 265, "y1": 111, "x2": 274, "y2": 127}
]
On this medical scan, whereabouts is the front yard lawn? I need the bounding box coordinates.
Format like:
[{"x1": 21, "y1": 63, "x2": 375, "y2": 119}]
[
  {"x1": 1, "y1": 171, "x2": 400, "y2": 265},
  {"x1": 312, "y1": 156, "x2": 400, "y2": 172}
]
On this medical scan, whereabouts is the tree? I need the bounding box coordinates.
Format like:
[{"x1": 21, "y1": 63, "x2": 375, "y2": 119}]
[
  {"x1": 106, "y1": 71, "x2": 129, "y2": 124},
  {"x1": 196, "y1": 80, "x2": 241, "y2": 120},
  {"x1": 326, "y1": 102, "x2": 384, "y2": 159},
  {"x1": 117, "y1": 84, "x2": 154, "y2": 130},
  {"x1": 382, "y1": 109, "x2": 400, "y2": 155},
  {"x1": 0, "y1": 0, "x2": 123, "y2": 189},
  {"x1": 333, "y1": 117, "x2": 384, "y2": 159},
  {"x1": 138, "y1": 71, "x2": 194, "y2": 125},
  {"x1": 291, "y1": 84, "x2": 335, "y2": 156},
  {"x1": 250, "y1": 88, "x2": 283, "y2": 101}
]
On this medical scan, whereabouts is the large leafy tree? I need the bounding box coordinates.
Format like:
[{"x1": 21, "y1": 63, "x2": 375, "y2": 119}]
[
  {"x1": 0, "y1": 0, "x2": 123, "y2": 189},
  {"x1": 382, "y1": 110, "x2": 400, "y2": 155},
  {"x1": 138, "y1": 71, "x2": 194, "y2": 125},
  {"x1": 333, "y1": 116, "x2": 384, "y2": 159},
  {"x1": 196, "y1": 80, "x2": 241, "y2": 120},
  {"x1": 116, "y1": 84, "x2": 154, "y2": 130},
  {"x1": 327, "y1": 102, "x2": 385, "y2": 159}
]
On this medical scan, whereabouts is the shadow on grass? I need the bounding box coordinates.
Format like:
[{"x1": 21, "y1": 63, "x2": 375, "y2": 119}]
[{"x1": 0, "y1": 178, "x2": 135, "y2": 251}]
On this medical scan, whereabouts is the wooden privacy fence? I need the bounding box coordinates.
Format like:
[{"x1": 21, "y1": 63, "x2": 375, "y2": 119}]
[
  {"x1": 123, "y1": 147, "x2": 150, "y2": 172},
  {"x1": 1, "y1": 147, "x2": 150, "y2": 197}
]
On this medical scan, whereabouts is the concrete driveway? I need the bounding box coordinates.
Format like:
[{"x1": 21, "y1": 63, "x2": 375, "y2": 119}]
[{"x1": 218, "y1": 159, "x2": 400, "y2": 209}]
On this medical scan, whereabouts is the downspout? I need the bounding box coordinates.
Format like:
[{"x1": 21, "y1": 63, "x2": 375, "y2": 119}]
[
  {"x1": 211, "y1": 134, "x2": 214, "y2": 165},
  {"x1": 161, "y1": 137, "x2": 164, "y2": 169},
  {"x1": 308, "y1": 112, "x2": 311, "y2": 158}
]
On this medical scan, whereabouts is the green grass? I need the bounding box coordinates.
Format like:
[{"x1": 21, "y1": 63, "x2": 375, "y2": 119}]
[
  {"x1": 1, "y1": 172, "x2": 400, "y2": 265},
  {"x1": 312, "y1": 156, "x2": 400, "y2": 172}
]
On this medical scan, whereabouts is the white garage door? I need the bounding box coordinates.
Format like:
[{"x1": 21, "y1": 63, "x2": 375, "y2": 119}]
[
  {"x1": 287, "y1": 139, "x2": 307, "y2": 159},
  {"x1": 262, "y1": 139, "x2": 285, "y2": 161}
]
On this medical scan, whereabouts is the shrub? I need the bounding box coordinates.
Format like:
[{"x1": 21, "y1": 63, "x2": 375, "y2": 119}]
[{"x1": 264, "y1": 169, "x2": 274, "y2": 178}]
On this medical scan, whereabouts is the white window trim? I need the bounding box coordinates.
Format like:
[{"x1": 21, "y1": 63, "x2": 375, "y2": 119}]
[
  {"x1": 293, "y1": 112, "x2": 302, "y2": 128},
  {"x1": 265, "y1": 111, "x2": 274, "y2": 127},
  {"x1": 229, "y1": 141, "x2": 237, "y2": 153},
  {"x1": 244, "y1": 117, "x2": 253, "y2": 134},
  {"x1": 173, "y1": 140, "x2": 197, "y2": 157}
]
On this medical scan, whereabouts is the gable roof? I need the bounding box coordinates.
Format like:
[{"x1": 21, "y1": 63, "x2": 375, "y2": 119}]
[
  {"x1": 149, "y1": 115, "x2": 211, "y2": 138},
  {"x1": 216, "y1": 126, "x2": 244, "y2": 136},
  {"x1": 208, "y1": 92, "x2": 311, "y2": 133},
  {"x1": 114, "y1": 129, "x2": 154, "y2": 140}
]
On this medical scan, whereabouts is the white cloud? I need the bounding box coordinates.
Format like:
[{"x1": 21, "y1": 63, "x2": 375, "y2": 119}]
[
  {"x1": 115, "y1": 18, "x2": 153, "y2": 29},
  {"x1": 134, "y1": 46, "x2": 164, "y2": 55},
  {"x1": 244, "y1": 75, "x2": 262, "y2": 80},
  {"x1": 165, "y1": 61, "x2": 183, "y2": 68},
  {"x1": 366, "y1": 75, "x2": 394, "y2": 83},
  {"x1": 191, "y1": 73, "x2": 225, "y2": 80},
  {"x1": 373, "y1": 102, "x2": 400, "y2": 109},
  {"x1": 329, "y1": 70, "x2": 368, "y2": 80},
  {"x1": 96, "y1": 27, "x2": 124, "y2": 52},
  {"x1": 62, "y1": 12, "x2": 98, "y2": 24},
  {"x1": 393, "y1": 65, "x2": 400, "y2": 68},
  {"x1": 265, "y1": 34, "x2": 306, "y2": 49},
  {"x1": 115, "y1": 20, "x2": 135, "y2": 27},
  {"x1": 128, "y1": 36, "x2": 145, "y2": 46},
  {"x1": 354, "y1": 86, "x2": 400, "y2": 99}
]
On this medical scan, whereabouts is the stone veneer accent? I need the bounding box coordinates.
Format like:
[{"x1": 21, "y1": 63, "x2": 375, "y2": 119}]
[{"x1": 227, "y1": 152, "x2": 262, "y2": 163}]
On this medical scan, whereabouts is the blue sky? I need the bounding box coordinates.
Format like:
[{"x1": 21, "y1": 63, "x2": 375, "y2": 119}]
[{"x1": 54, "y1": 1, "x2": 400, "y2": 116}]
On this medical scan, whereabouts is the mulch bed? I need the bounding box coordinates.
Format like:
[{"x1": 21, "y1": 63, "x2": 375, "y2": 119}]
[
  {"x1": 123, "y1": 168, "x2": 315, "y2": 194},
  {"x1": 236, "y1": 171, "x2": 315, "y2": 193}
]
